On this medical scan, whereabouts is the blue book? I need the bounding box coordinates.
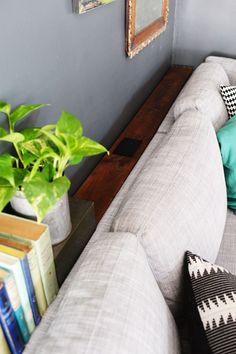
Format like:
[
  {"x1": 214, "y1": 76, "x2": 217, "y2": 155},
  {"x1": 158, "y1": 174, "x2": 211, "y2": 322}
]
[
  {"x1": 0, "y1": 245, "x2": 41, "y2": 326},
  {"x1": 20, "y1": 255, "x2": 41, "y2": 325},
  {"x1": 0, "y1": 281, "x2": 24, "y2": 354},
  {"x1": 0, "y1": 268, "x2": 30, "y2": 343}
]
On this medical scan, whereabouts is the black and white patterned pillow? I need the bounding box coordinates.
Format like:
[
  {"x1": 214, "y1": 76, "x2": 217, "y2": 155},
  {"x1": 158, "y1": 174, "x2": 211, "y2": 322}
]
[
  {"x1": 220, "y1": 85, "x2": 236, "y2": 118},
  {"x1": 186, "y1": 251, "x2": 236, "y2": 354}
]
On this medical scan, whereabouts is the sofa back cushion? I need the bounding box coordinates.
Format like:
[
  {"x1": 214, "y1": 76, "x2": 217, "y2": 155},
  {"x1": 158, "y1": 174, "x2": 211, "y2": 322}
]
[
  {"x1": 205, "y1": 56, "x2": 236, "y2": 85},
  {"x1": 27, "y1": 232, "x2": 181, "y2": 354},
  {"x1": 173, "y1": 62, "x2": 229, "y2": 131},
  {"x1": 111, "y1": 111, "x2": 227, "y2": 315}
]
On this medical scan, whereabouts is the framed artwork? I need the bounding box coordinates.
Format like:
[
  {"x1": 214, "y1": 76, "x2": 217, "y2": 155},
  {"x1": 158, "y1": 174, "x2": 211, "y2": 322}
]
[
  {"x1": 126, "y1": 0, "x2": 169, "y2": 58},
  {"x1": 73, "y1": 0, "x2": 114, "y2": 14}
]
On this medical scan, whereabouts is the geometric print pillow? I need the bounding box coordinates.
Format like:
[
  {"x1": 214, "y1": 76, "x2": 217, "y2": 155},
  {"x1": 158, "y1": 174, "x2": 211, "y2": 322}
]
[
  {"x1": 186, "y1": 251, "x2": 236, "y2": 354},
  {"x1": 220, "y1": 85, "x2": 236, "y2": 118}
]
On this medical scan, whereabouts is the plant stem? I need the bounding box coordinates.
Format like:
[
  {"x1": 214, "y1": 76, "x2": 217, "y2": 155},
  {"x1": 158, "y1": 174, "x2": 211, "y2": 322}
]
[
  {"x1": 56, "y1": 156, "x2": 69, "y2": 179},
  {"x1": 7, "y1": 116, "x2": 25, "y2": 168},
  {"x1": 29, "y1": 154, "x2": 53, "y2": 180},
  {"x1": 13, "y1": 143, "x2": 25, "y2": 168}
]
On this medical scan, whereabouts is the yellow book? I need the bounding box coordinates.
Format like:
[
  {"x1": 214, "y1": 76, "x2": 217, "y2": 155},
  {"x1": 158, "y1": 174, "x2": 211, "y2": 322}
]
[
  {"x1": 0, "y1": 322, "x2": 11, "y2": 354},
  {"x1": 0, "y1": 236, "x2": 47, "y2": 316},
  {"x1": 0, "y1": 213, "x2": 58, "y2": 306}
]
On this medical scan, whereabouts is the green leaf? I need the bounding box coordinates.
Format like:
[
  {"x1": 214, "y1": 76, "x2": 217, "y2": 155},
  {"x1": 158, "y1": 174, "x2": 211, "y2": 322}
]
[
  {"x1": 23, "y1": 174, "x2": 70, "y2": 222},
  {"x1": 19, "y1": 129, "x2": 47, "y2": 166},
  {"x1": 40, "y1": 146, "x2": 59, "y2": 158},
  {"x1": 0, "y1": 132, "x2": 24, "y2": 143},
  {"x1": 26, "y1": 147, "x2": 59, "y2": 181},
  {"x1": 60, "y1": 135, "x2": 78, "y2": 155},
  {"x1": 0, "y1": 177, "x2": 12, "y2": 188},
  {"x1": 0, "y1": 186, "x2": 16, "y2": 211},
  {"x1": 9, "y1": 104, "x2": 48, "y2": 127},
  {"x1": 22, "y1": 138, "x2": 47, "y2": 157},
  {"x1": 56, "y1": 112, "x2": 83, "y2": 138},
  {"x1": 0, "y1": 126, "x2": 7, "y2": 137},
  {"x1": 41, "y1": 163, "x2": 56, "y2": 182},
  {"x1": 0, "y1": 154, "x2": 15, "y2": 186},
  {"x1": 69, "y1": 155, "x2": 83, "y2": 165},
  {"x1": 0, "y1": 101, "x2": 11, "y2": 116},
  {"x1": 13, "y1": 168, "x2": 28, "y2": 187},
  {"x1": 0, "y1": 178, "x2": 12, "y2": 187},
  {"x1": 76, "y1": 136, "x2": 107, "y2": 156},
  {"x1": 41, "y1": 130, "x2": 66, "y2": 155},
  {"x1": 42, "y1": 124, "x2": 56, "y2": 131},
  {"x1": 20, "y1": 151, "x2": 38, "y2": 167},
  {"x1": 20, "y1": 127, "x2": 41, "y2": 141}
]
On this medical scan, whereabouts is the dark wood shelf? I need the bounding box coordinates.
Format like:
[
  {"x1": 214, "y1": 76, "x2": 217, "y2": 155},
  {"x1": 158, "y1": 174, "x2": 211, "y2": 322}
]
[
  {"x1": 53, "y1": 198, "x2": 96, "y2": 286},
  {"x1": 76, "y1": 65, "x2": 193, "y2": 222}
]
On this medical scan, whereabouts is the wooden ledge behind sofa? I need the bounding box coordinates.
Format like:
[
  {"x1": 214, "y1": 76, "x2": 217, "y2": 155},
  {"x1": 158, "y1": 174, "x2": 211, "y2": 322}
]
[{"x1": 76, "y1": 65, "x2": 193, "y2": 222}]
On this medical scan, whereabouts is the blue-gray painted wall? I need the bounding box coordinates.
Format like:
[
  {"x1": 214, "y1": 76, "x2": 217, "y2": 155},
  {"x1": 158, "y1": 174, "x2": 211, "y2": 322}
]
[
  {"x1": 0, "y1": 0, "x2": 176, "y2": 193},
  {"x1": 173, "y1": 0, "x2": 236, "y2": 67}
]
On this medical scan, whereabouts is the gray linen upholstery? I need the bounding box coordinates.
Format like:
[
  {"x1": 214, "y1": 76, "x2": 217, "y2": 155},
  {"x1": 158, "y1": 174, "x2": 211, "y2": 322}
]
[
  {"x1": 94, "y1": 132, "x2": 166, "y2": 236},
  {"x1": 173, "y1": 62, "x2": 229, "y2": 131},
  {"x1": 157, "y1": 106, "x2": 175, "y2": 133},
  {"x1": 216, "y1": 209, "x2": 236, "y2": 274},
  {"x1": 25, "y1": 232, "x2": 181, "y2": 354},
  {"x1": 112, "y1": 111, "x2": 227, "y2": 314},
  {"x1": 205, "y1": 56, "x2": 236, "y2": 85}
]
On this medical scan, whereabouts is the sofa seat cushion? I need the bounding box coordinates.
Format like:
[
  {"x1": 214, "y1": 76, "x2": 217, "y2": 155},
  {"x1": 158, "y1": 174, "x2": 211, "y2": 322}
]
[
  {"x1": 173, "y1": 62, "x2": 229, "y2": 131},
  {"x1": 111, "y1": 111, "x2": 227, "y2": 314},
  {"x1": 205, "y1": 56, "x2": 236, "y2": 85},
  {"x1": 216, "y1": 209, "x2": 236, "y2": 274},
  {"x1": 24, "y1": 232, "x2": 181, "y2": 354}
]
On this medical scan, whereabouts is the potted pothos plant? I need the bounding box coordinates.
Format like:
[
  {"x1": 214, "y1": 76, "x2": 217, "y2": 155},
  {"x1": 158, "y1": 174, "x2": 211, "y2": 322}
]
[{"x1": 0, "y1": 101, "x2": 108, "y2": 244}]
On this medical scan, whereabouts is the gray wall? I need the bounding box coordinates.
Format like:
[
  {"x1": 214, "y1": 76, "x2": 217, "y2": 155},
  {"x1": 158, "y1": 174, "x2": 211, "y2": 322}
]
[
  {"x1": 0, "y1": 0, "x2": 176, "y2": 193},
  {"x1": 173, "y1": 0, "x2": 236, "y2": 67}
]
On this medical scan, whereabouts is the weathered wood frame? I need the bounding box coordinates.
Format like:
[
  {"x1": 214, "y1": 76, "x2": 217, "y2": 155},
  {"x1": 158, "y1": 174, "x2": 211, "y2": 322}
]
[{"x1": 127, "y1": 0, "x2": 169, "y2": 58}]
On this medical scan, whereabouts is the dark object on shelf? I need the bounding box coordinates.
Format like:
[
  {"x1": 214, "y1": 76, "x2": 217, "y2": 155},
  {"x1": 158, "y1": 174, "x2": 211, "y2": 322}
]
[{"x1": 113, "y1": 138, "x2": 142, "y2": 157}]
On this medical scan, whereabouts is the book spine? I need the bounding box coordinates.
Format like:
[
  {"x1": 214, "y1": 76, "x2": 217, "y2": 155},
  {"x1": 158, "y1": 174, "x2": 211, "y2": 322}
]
[
  {"x1": 0, "y1": 233, "x2": 47, "y2": 317},
  {"x1": 34, "y1": 228, "x2": 58, "y2": 305},
  {"x1": 1, "y1": 260, "x2": 36, "y2": 334},
  {"x1": 0, "y1": 281, "x2": 24, "y2": 354},
  {"x1": 27, "y1": 248, "x2": 47, "y2": 317},
  {"x1": 4, "y1": 272, "x2": 30, "y2": 343},
  {"x1": 0, "y1": 324, "x2": 11, "y2": 354},
  {"x1": 20, "y1": 256, "x2": 41, "y2": 326}
]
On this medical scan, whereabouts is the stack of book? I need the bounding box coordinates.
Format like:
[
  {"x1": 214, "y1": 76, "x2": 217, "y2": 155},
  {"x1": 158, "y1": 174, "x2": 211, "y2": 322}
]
[{"x1": 0, "y1": 213, "x2": 58, "y2": 354}]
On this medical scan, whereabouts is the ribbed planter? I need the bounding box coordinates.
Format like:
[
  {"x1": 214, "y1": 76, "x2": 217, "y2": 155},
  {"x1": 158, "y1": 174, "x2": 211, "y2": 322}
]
[{"x1": 10, "y1": 191, "x2": 72, "y2": 245}]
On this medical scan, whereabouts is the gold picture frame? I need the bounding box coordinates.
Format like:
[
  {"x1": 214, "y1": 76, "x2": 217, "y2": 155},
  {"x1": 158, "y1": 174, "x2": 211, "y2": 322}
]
[
  {"x1": 73, "y1": 0, "x2": 114, "y2": 14},
  {"x1": 126, "y1": 0, "x2": 169, "y2": 58}
]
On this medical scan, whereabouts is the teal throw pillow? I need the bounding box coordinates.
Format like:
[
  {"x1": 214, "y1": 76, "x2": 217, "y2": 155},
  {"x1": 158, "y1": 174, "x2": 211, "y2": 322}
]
[{"x1": 217, "y1": 115, "x2": 236, "y2": 212}]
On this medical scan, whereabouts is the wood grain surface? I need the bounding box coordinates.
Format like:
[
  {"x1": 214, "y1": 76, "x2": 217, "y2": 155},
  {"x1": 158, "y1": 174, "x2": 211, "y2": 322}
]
[{"x1": 76, "y1": 65, "x2": 193, "y2": 222}]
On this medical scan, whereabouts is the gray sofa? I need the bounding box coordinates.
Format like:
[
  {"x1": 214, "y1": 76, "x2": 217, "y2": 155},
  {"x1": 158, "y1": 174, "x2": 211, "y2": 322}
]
[{"x1": 25, "y1": 56, "x2": 236, "y2": 354}]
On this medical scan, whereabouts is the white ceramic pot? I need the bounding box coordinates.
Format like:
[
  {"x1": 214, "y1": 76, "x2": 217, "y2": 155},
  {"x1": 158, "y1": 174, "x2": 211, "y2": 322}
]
[
  {"x1": 10, "y1": 191, "x2": 72, "y2": 246},
  {"x1": 10, "y1": 190, "x2": 36, "y2": 217}
]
